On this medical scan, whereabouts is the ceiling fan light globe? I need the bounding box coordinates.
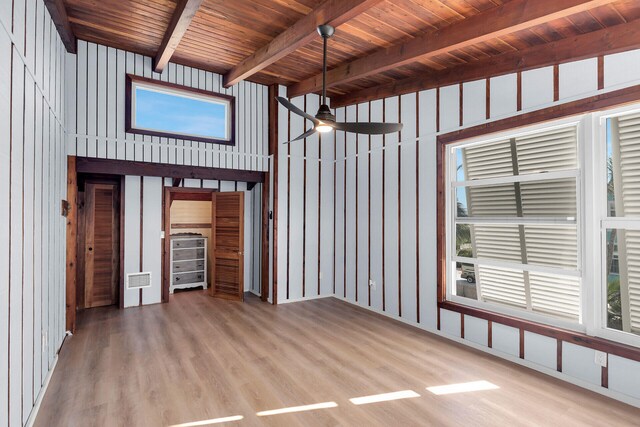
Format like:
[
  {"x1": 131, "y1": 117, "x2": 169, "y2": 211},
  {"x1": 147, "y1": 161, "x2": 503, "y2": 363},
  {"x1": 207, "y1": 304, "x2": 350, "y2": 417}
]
[{"x1": 316, "y1": 124, "x2": 333, "y2": 133}]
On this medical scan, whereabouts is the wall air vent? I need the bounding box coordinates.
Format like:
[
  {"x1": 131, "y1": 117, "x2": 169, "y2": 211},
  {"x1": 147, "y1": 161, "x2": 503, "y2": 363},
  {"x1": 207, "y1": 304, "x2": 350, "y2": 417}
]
[{"x1": 126, "y1": 272, "x2": 152, "y2": 290}]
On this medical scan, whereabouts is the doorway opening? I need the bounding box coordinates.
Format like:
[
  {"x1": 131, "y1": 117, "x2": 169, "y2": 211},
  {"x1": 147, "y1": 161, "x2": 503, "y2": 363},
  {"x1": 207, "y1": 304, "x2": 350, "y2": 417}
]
[{"x1": 163, "y1": 187, "x2": 246, "y2": 302}]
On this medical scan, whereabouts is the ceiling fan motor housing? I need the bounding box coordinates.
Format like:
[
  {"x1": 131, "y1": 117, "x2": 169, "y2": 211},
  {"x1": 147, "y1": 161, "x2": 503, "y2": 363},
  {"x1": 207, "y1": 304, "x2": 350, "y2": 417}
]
[{"x1": 316, "y1": 104, "x2": 335, "y2": 122}]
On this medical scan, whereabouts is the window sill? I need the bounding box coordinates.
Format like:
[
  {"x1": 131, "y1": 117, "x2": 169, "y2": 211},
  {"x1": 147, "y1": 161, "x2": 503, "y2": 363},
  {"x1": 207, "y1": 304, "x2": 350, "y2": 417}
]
[{"x1": 438, "y1": 300, "x2": 640, "y2": 362}]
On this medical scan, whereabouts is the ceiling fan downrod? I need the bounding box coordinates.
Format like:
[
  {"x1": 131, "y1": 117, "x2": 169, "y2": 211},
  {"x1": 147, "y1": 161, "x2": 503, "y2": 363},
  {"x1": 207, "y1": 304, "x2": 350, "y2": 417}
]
[{"x1": 317, "y1": 24, "x2": 335, "y2": 107}]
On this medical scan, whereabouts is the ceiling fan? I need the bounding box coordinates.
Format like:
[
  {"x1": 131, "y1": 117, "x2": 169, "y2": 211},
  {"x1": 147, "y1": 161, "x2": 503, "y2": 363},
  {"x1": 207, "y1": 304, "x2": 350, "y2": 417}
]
[{"x1": 277, "y1": 24, "x2": 403, "y2": 143}]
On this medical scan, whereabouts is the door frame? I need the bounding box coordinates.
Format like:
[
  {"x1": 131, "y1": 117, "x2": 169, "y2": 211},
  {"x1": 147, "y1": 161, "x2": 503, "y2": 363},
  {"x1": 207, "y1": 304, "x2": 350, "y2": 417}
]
[
  {"x1": 162, "y1": 187, "x2": 218, "y2": 303},
  {"x1": 65, "y1": 156, "x2": 125, "y2": 333}
]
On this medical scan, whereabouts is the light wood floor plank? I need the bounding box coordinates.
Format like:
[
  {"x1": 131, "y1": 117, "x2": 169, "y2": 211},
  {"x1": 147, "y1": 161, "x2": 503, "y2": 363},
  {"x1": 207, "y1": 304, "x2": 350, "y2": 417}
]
[{"x1": 35, "y1": 291, "x2": 640, "y2": 426}]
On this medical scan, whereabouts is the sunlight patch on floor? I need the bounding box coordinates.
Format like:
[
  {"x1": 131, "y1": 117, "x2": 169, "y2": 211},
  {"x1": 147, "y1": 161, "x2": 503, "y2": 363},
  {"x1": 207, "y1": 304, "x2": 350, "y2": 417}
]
[
  {"x1": 256, "y1": 402, "x2": 338, "y2": 416},
  {"x1": 169, "y1": 415, "x2": 244, "y2": 426},
  {"x1": 426, "y1": 380, "x2": 499, "y2": 395},
  {"x1": 349, "y1": 390, "x2": 421, "y2": 405}
]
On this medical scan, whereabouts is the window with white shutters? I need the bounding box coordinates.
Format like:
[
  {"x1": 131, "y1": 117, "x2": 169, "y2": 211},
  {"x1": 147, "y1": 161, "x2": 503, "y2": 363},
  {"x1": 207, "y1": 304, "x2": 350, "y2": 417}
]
[
  {"x1": 450, "y1": 125, "x2": 581, "y2": 323},
  {"x1": 604, "y1": 111, "x2": 640, "y2": 337}
]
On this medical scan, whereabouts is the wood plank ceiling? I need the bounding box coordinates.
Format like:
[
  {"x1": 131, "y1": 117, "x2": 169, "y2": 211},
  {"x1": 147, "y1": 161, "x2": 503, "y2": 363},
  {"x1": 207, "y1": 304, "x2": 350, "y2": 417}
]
[{"x1": 63, "y1": 0, "x2": 640, "y2": 101}]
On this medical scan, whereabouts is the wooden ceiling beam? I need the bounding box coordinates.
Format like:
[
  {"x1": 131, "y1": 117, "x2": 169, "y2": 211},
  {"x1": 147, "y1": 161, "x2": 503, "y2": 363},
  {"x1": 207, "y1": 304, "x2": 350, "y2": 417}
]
[
  {"x1": 288, "y1": 0, "x2": 619, "y2": 98},
  {"x1": 43, "y1": 0, "x2": 77, "y2": 53},
  {"x1": 154, "y1": 0, "x2": 205, "y2": 73},
  {"x1": 222, "y1": 0, "x2": 384, "y2": 88},
  {"x1": 331, "y1": 20, "x2": 640, "y2": 108}
]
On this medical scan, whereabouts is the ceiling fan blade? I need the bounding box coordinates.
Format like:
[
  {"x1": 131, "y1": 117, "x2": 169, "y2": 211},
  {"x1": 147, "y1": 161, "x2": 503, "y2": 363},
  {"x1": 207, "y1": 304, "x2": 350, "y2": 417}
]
[
  {"x1": 285, "y1": 127, "x2": 317, "y2": 144},
  {"x1": 332, "y1": 122, "x2": 403, "y2": 135},
  {"x1": 276, "y1": 97, "x2": 319, "y2": 124}
]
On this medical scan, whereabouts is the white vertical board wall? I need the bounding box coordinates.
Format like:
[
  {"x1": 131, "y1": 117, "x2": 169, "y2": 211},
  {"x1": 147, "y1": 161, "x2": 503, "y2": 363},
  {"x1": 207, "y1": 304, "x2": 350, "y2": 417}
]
[
  {"x1": 275, "y1": 91, "x2": 336, "y2": 303},
  {"x1": 68, "y1": 40, "x2": 268, "y2": 172},
  {"x1": 277, "y1": 49, "x2": 640, "y2": 404},
  {"x1": 0, "y1": 0, "x2": 68, "y2": 425}
]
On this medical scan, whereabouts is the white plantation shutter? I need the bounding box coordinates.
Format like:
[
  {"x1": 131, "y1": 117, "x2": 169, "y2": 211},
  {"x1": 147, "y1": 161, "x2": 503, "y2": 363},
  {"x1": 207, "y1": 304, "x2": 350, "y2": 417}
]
[
  {"x1": 516, "y1": 127, "x2": 577, "y2": 174},
  {"x1": 457, "y1": 125, "x2": 580, "y2": 321},
  {"x1": 477, "y1": 266, "x2": 527, "y2": 309},
  {"x1": 520, "y1": 179, "x2": 577, "y2": 217},
  {"x1": 524, "y1": 226, "x2": 578, "y2": 269},
  {"x1": 467, "y1": 185, "x2": 517, "y2": 216},
  {"x1": 463, "y1": 139, "x2": 513, "y2": 179},
  {"x1": 612, "y1": 113, "x2": 640, "y2": 333},
  {"x1": 473, "y1": 225, "x2": 521, "y2": 262},
  {"x1": 529, "y1": 273, "x2": 580, "y2": 320}
]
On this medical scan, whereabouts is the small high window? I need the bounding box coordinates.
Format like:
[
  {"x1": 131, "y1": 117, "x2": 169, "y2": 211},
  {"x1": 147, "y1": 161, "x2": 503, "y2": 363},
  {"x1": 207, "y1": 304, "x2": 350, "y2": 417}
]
[{"x1": 126, "y1": 74, "x2": 235, "y2": 145}]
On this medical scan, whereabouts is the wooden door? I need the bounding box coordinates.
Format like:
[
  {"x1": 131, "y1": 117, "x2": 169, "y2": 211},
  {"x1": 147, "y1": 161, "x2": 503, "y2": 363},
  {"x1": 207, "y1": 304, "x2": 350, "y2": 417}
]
[
  {"x1": 84, "y1": 182, "x2": 120, "y2": 308},
  {"x1": 210, "y1": 192, "x2": 244, "y2": 301}
]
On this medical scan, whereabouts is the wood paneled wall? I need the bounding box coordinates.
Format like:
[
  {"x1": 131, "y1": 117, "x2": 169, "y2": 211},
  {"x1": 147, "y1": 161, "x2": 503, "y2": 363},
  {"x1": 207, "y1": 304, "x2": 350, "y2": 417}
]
[
  {"x1": 123, "y1": 178, "x2": 262, "y2": 307},
  {"x1": 278, "y1": 49, "x2": 640, "y2": 404},
  {"x1": 67, "y1": 40, "x2": 269, "y2": 171},
  {"x1": 0, "y1": 0, "x2": 69, "y2": 425}
]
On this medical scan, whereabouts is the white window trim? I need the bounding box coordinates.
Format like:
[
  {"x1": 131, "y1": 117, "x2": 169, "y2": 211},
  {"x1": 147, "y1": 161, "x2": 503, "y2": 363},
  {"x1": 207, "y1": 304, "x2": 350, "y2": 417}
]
[
  {"x1": 130, "y1": 79, "x2": 233, "y2": 142},
  {"x1": 590, "y1": 104, "x2": 640, "y2": 347},
  {"x1": 446, "y1": 115, "x2": 587, "y2": 332},
  {"x1": 446, "y1": 101, "x2": 640, "y2": 349}
]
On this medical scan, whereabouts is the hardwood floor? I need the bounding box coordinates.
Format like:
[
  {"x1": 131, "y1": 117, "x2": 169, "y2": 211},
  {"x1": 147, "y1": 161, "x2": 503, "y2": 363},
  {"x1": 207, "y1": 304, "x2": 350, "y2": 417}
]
[{"x1": 36, "y1": 291, "x2": 639, "y2": 426}]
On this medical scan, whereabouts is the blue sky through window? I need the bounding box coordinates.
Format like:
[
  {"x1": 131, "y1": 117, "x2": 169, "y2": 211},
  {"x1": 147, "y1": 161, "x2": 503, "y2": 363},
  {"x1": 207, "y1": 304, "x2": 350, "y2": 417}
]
[{"x1": 135, "y1": 86, "x2": 228, "y2": 140}]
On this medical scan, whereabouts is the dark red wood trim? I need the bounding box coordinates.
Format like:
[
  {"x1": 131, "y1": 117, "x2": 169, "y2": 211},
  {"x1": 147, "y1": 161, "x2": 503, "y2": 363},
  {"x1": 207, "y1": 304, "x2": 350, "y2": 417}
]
[
  {"x1": 517, "y1": 71, "x2": 522, "y2": 111},
  {"x1": 553, "y1": 64, "x2": 560, "y2": 102},
  {"x1": 75, "y1": 157, "x2": 264, "y2": 185},
  {"x1": 488, "y1": 320, "x2": 493, "y2": 348},
  {"x1": 125, "y1": 74, "x2": 236, "y2": 146},
  {"x1": 438, "y1": 84, "x2": 640, "y2": 145},
  {"x1": 120, "y1": 176, "x2": 126, "y2": 309},
  {"x1": 557, "y1": 339, "x2": 563, "y2": 372},
  {"x1": 485, "y1": 78, "x2": 491, "y2": 120},
  {"x1": 416, "y1": 92, "x2": 420, "y2": 323},
  {"x1": 519, "y1": 328, "x2": 525, "y2": 359},
  {"x1": 460, "y1": 313, "x2": 465, "y2": 339},
  {"x1": 598, "y1": 55, "x2": 605, "y2": 90},
  {"x1": 458, "y1": 82, "x2": 463, "y2": 127},
  {"x1": 397, "y1": 96, "x2": 402, "y2": 317},
  {"x1": 602, "y1": 356, "x2": 609, "y2": 388},
  {"x1": 286, "y1": 108, "x2": 291, "y2": 300},
  {"x1": 65, "y1": 156, "x2": 77, "y2": 332},
  {"x1": 318, "y1": 135, "x2": 322, "y2": 297},
  {"x1": 436, "y1": 88, "x2": 441, "y2": 133},
  {"x1": 440, "y1": 300, "x2": 640, "y2": 362}
]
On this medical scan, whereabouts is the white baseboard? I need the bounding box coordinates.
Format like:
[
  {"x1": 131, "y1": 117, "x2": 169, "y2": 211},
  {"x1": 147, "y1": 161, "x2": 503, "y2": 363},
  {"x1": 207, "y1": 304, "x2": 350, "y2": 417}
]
[
  {"x1": 332, "y1": 295, "x2": 640, "y2": 409},
  {"x1": 25, "y1": 354, "x2": 59, "y2": 427}
]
